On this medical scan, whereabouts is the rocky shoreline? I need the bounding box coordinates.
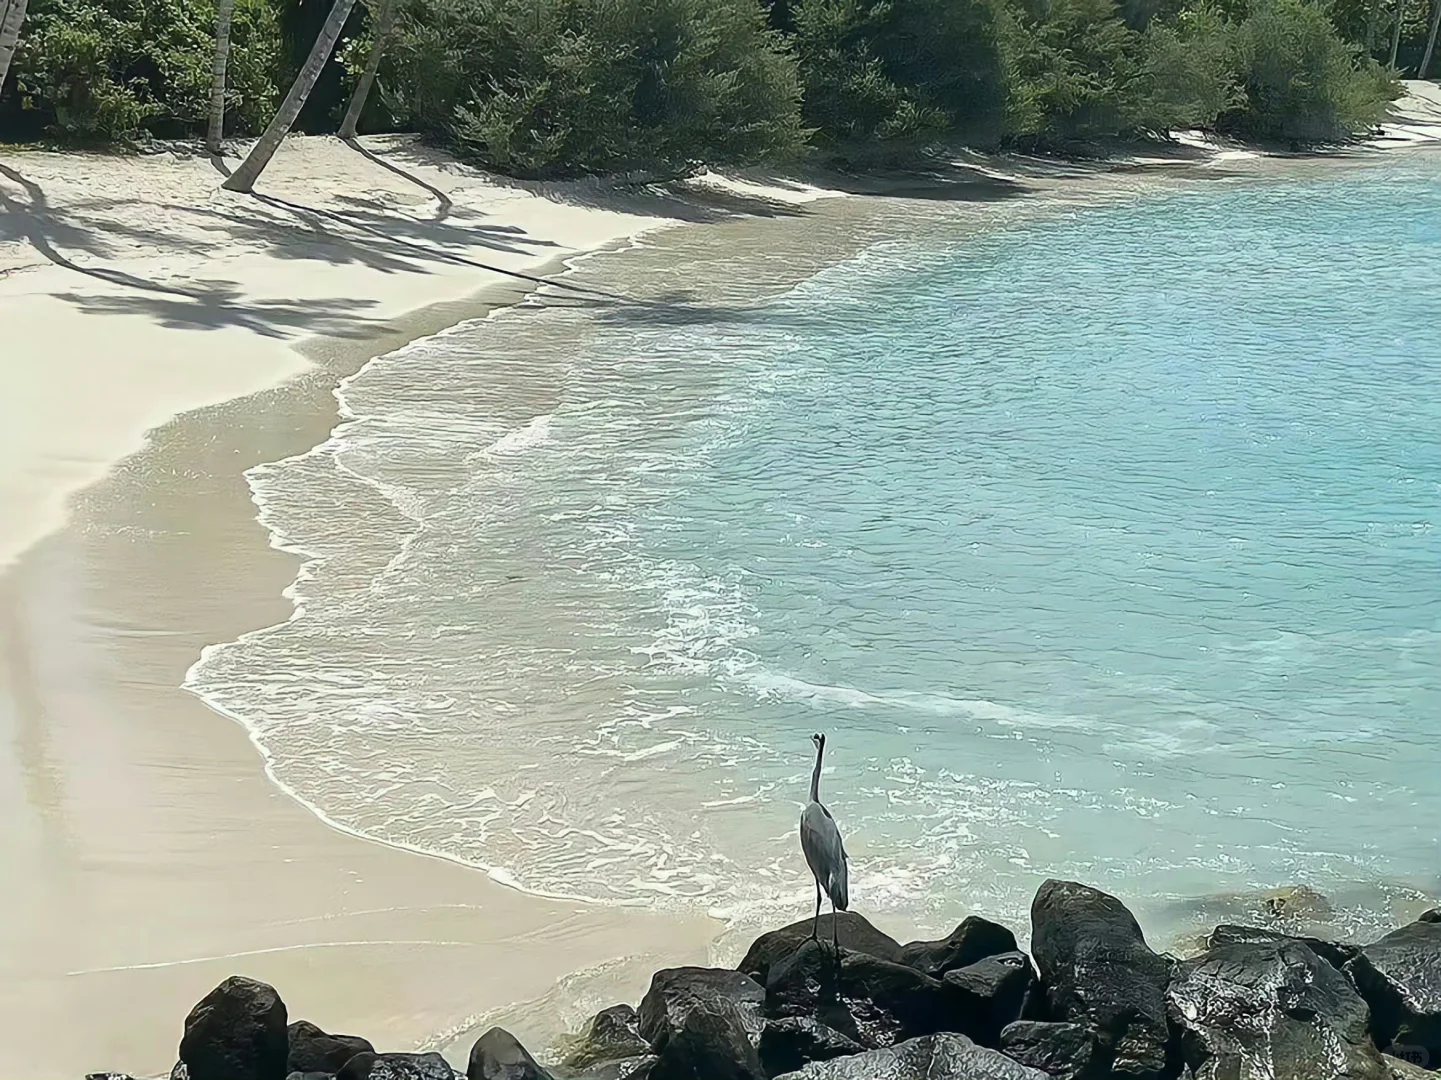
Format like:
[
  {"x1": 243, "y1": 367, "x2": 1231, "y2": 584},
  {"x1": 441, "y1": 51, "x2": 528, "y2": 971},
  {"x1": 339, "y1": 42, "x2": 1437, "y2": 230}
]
[{"x1": 88, "y1": 879, "x2": 1441, "y2": 1080}]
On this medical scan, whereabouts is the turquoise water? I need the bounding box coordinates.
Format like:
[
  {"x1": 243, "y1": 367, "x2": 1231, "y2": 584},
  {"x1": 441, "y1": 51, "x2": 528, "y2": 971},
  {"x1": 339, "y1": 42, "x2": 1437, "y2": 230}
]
[{"x1": 190, "y1": 162, "x2": 1441, "y2": 941}]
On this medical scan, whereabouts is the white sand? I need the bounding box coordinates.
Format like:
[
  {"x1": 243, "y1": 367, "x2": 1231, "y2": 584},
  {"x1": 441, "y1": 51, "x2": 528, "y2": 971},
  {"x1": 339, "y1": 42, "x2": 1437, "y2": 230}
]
[{"x1": 0, "y1": 135, "x2": 679, "y2": 571}]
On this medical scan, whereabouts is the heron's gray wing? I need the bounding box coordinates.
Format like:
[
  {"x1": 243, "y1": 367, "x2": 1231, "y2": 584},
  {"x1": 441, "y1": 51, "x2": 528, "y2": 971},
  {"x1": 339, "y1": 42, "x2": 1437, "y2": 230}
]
[{"x1": 800, "y1": 801, "x2": 849, "y2": 911}]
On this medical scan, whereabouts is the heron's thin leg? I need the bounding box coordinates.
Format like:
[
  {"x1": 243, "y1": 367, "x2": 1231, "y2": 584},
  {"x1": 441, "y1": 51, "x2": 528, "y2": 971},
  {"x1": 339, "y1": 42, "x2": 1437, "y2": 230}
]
[
  {"x1": 831, "y1": 897, "x2": 839, "y2": 956},
  {"x1": 812, "y1": 878, "x2": 822, "y2": 942}
]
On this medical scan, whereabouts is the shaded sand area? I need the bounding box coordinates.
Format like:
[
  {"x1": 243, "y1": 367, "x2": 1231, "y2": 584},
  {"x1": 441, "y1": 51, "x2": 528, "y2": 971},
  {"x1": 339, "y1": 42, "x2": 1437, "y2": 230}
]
[{"x1": 1, "y1": 93, "x2": 1438, "y2": 1079}]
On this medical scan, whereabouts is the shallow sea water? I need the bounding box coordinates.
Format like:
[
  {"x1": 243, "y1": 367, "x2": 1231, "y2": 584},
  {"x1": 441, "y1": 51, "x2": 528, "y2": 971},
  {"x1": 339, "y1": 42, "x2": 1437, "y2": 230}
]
[{"x1": 189, "y1": 160, "x2": 1441, "y2": 946}]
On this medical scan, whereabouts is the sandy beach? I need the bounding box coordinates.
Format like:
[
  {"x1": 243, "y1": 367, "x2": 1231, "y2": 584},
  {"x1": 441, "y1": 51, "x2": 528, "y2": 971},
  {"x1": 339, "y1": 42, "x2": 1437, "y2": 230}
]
[
  {"x1": 0, "y1": 135, "x2": 756, "y2": 1079},
  {"x1": 2, "y1": 87, "x2": 1439, "y2": 1080}
]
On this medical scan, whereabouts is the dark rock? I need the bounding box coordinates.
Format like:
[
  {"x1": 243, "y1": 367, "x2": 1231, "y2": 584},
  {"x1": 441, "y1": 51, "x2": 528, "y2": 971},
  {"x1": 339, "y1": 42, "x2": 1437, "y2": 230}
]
[
  {"x1": 567, "y1": 1057, "x2": 655, "y2": 1080},
  {"x1": 999, "y1": 1021, "x2": 1096, "y2": 1080},
  {"x1": 1168, "y1": 939, "x2": 1388, "y2": 1080},
  {"x1": 764, "y1": 939, "x2": 954, "y2": 1050},
  {"x1": 738, "y1": 914, "x2": 902, "y2": 984},
  {"x1": 467, "y1": 1027, "x2": 552, "y2": 1080},
  {"x1": 1417, "y1": 909, "x2": 1441, "y2": 924},
  {"x1": 171, "y1": 1065, "x2": 190, "y2": 1080},
  {"x1": 86, "y1": 1074, "x2": 142, "y2": 1080},
  {"x1": 772, "y1": 1032, "x2": 1050, "y2": 1079},
  {"x1": 758, "y1": 1017, "x2": 864, "y2": 1076},
  {"x1": 288, "y1": 1021, "x2": 376, "y2": 1075},
  {"x1": 637, "y1": 967, "x2": 765, "y2": 1080},
  {"x1": 336, "y1": 1052, "x2": 457, "y2": 1080},
  {"x1": 287, "y1": 1074, "x2": 337, "y2": 1080},
  {"x1": 561, "y1": 1005, "x2": 651, "y2": 1071},
  {"x1": 1205, "y1": 923, "x2": 1358, "y2": 970},
  {"x1": 179, "y1": 975, "x2": 290, "y2": 1080},
  {"x1": 898, "y1": 917, "x2": 1019, "y2": 979},
  {"x1": 1348, "y1": 917, "x2": 1441, "y2": 1067},
  {"x1": 1030, "y1": 880, "x2": 1175, "y2": 1080},
  {"x1": 942, "y1": 951, "x2": 1036, "y2": 1046}
]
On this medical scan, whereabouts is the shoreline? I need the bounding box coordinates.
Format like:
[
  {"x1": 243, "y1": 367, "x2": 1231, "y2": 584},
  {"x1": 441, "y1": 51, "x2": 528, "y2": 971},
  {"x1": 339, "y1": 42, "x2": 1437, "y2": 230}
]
[{"x1": 2, "y1": 128, "x2": 1439, "y2": 1080}]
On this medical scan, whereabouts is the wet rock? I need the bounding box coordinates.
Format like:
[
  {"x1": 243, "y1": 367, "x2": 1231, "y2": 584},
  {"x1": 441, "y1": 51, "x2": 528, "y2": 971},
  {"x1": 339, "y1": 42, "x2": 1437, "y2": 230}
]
[
  {"x1": 738, "y1": 914, "x2": 902, "y2": 984},
  {"x1": 1167, "y1": 939, "x2": 1388, "y2": 1080},
  {"x1": 337, "y1": 1051, "x2": 457, "y2": 1080},
  {"x1": 898, "y1": 917, "x2": 1019, "y2": 979},
  {"x1": 179, "y1": 975, "x2": 290, "y2": 1080},
  {"x1": 637, "y1": 967, "x2": 765, "y2": 1080},
  {"x1": 1030, "y1": 880, "x2": 1175, "y2": 1080},
  {"x1": 287, "y1": 1073, "x2": 337, "y2": 1080},
  {"x1": 560, "y1": 1005, "x2": 652, "y2": 1072},
  {"x1": 998, "y1": 1021, "x2": 1096, "y2": 1080},
  {"x1": 1348, "y1": 917, "x2": 1441, "y2": 1067},
  {"x1": 1260, "y1": 884, "x2": 1333, "y2": 921},
  {"x1": 772, "y1": 1032, "x2": 1049, "y2": 1079},
  {"x1": 85, "y1": 1074, "x2": 142, "y2": 1080},
  {"x1": 757, "y1": 1017, "x2": 864, "y2": 1076},
  {"x1": 1204, "y1": 923, "x2": 1358, "y2": 970},
  {"x1": 942, "y1": 951, "x2": 1036, "y2": 1046},
  {"x1": 467, "y1": 1027, "x2": 553, "y2": 1080},
  {"x1": 765, "y1": 939, "x2": 955, "y2": 1050},
  {"x1": 288, "y1": 1020, "x2": 376, "y2": 1075},
  {"x1": 568, "y1": 1056, "x2": 655, "y2": 1080},
  {"x1": 170, "y1": 1065, "x2": 190, "y2": 1080}
]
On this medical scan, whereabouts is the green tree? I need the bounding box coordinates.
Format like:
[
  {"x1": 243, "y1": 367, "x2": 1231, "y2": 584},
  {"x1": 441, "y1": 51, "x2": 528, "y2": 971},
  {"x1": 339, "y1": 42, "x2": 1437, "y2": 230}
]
[
  {"x1": 1220, "y1": 0, "x2": 1395, "y2": 144},
  {"x1": 795, "y1": 0, "x2": 1008, "y2": 156},
  {"x1": 384, "y1": 0, "x2": 804, "y2": 177}
]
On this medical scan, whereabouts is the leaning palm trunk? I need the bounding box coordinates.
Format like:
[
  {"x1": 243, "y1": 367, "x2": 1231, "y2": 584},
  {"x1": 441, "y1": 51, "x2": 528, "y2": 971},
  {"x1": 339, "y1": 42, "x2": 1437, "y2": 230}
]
[
  {"x1": 0, "y1": 0, "x2": 30, "y2": 92},
  {"x1": 1422, "y1": 0, "x2": 1441, "y2": 76},
  {"x1": 338, "y1": 0, "x2": 397, "y2": 138},
  {"x1": 1391, "y1": 0, "x2": 1407, "y2": 67},
  {"x1": 222, "y1": 0, "x2": 358, "y2": 193},
  {"x1": 206, "y1": 0, "x2": 237, "y2": 154}
]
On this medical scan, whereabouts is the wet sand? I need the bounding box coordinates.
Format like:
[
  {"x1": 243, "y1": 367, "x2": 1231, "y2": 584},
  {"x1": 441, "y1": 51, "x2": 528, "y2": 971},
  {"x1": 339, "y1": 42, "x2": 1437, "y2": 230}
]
[{"x1": 0, "y1": 295, "x2": 720, "y2": 1079}]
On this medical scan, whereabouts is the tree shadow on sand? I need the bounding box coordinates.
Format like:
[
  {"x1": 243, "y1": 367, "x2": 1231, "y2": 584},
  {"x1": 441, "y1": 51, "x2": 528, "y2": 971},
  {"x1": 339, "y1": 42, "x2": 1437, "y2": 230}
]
[{"x1": 52, "y1": 282, "x2": 384, "y2": 338}]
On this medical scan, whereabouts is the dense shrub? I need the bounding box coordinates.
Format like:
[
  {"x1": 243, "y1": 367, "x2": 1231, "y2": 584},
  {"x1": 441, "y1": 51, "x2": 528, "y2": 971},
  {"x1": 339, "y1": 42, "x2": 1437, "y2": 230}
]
[
  {"x1": 5, "y1": 0, "x2": 280, "y2": 142},
  {"x1": 1139, "y1": 6, "x2": 1240, "y2": 130},
  {"x1": 381, "y1": 0, "x2": 805, "y2": 178},
  {"x1": 1219, "y1": 0, "x2": 1396, "y2": 143},
  {"x1": 793, "y1": 0, "x2": 1007, "y2": 157},
  {"x1": 998, "y1": 0, "x2": 1152, "y2": 142}
]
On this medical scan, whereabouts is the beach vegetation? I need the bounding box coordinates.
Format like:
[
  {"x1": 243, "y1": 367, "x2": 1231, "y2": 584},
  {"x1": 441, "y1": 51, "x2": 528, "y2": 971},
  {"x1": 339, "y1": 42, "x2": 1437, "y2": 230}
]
[
  {"x1": 1218, "y1": 0, "x2": 1398, "y2": 143},
  {"x1": 0, "y1": 0, "x2": 1403, "y2": 163},
  {"x1": 0, "y1": 0, "x2": 279, "y2": 141},
  {"x1": 378, "y1": 0, "x2": 806, "y2": 178}
]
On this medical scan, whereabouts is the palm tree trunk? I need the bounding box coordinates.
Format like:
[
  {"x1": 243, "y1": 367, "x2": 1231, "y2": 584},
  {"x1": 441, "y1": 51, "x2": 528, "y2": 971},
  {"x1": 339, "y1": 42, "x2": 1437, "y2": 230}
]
[
  {"x1": 338, "y1": 0, "x2": 397, "y2": 138},
  {"x1": 1391, "y1": 0, "x2": 1407, "y2": 67},
  {"x1": 1421, "y1": 0, "x2": 1441, "y2": 75},
  {"x1": 0, "y1": 0, "x2": 31, "y2": 92},
  {"x1": 222, "y1": 0, "x2": 358, "y2": 193},
  {"x1": 207, "y1": 0, "x2": 237, "y2": 154}
]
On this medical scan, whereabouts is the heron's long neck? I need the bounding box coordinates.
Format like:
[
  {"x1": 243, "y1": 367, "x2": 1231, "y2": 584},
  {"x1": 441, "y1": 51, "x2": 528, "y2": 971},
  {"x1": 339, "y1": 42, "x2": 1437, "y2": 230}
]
[{"x1": 810, "y1": 742, "x2": 824, "y2": 803}]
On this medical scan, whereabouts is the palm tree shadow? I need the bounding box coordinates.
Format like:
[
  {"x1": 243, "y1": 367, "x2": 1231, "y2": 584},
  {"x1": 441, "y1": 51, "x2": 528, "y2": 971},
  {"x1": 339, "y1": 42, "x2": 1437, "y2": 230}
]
[
  {"x1": 343, "y1": 136, "x2": 453, "y2": 220},
  {"x1": 0, "y1": 163, "x2": 202, "y2": 296},
  {"x1": 52, "y1": 284, "x2": 384, "y2": 338}
]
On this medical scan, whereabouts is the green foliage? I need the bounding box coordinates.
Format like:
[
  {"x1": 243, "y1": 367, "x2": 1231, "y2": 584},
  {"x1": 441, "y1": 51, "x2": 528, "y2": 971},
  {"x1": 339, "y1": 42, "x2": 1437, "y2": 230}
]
[
  {"x1": 1139, "y1": 6, "x2": 1241, "y2": 129},
  {"x1": 4, "y1": 0, "x2": 280, "y2": 142},
  {"x1": 1219, "y1": 0, "x2": 1396, "y2": 143},
  {"x1": 382, "y1": 0, "x2": 805, "y2": 178},
  {"x1": 998, "y1": 0, "x2": 1152, "y2": 141},
  {"x1": 793, "y1": 0, "x2": 1007, "y2": 156}
]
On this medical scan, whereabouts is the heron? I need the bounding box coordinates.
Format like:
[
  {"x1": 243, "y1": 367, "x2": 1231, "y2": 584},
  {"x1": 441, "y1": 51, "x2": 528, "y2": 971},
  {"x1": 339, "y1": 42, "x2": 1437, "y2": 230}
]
[{"x1": 800, "y1": 732, "x2": 849, "y2": 954}]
